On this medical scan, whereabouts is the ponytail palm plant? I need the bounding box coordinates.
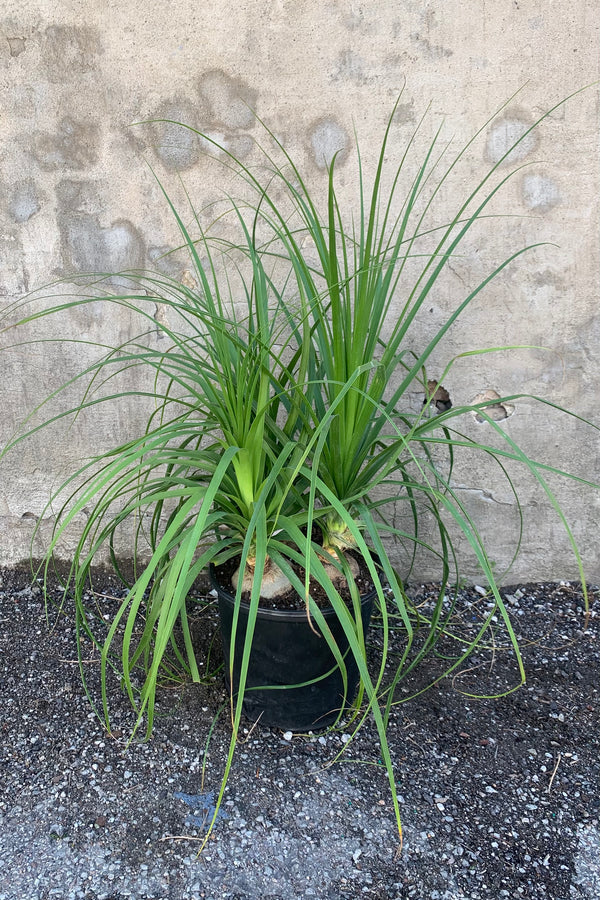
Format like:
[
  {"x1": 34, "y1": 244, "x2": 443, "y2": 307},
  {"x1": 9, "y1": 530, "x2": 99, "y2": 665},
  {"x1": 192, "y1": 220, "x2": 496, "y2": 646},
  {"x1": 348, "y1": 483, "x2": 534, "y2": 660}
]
[{"x1": 1, "y1": 89, "x2": 595, "y2": 850}]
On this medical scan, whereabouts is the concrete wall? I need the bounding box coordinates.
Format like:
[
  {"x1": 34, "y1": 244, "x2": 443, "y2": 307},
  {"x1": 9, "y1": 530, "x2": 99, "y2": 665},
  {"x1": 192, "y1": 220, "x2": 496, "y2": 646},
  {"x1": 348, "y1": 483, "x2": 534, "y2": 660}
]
[{"x1": 1, "y1": 1, "x2": 599, "y2": 581}]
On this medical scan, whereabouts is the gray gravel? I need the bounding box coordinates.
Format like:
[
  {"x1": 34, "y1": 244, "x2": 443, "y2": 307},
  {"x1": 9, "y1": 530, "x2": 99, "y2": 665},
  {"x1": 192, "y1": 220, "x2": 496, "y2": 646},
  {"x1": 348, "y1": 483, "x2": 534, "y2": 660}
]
[{"x1": 1, "y1": 568, "x2": 598, "y2": 899}]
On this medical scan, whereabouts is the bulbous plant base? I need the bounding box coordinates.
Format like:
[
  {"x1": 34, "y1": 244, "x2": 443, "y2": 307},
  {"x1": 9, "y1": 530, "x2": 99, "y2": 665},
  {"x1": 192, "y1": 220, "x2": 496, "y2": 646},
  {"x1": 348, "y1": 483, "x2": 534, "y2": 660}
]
[
  {"x1": 231, "y1": 558, "x2": 292, "y2": 599},
  {"x1": 211, "y1": 562, "x2": 375, "y2": 732},
  {"x1": 321, "y1": 552, "x2": 360, "y2": 586}
]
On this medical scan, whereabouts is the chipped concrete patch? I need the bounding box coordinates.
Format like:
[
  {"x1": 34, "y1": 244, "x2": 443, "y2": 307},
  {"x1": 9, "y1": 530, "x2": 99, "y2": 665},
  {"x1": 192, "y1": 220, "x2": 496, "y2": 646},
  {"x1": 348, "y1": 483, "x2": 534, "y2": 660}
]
[
  {"x1": 6, "y1": 180, "x2": 42, "y2": 223},
  {"x1": 486, "y1": 114, "x2": 538, "y2": 165},
  {"x1": 310, "y1": 119, "x2": 348, "y2": 169},
  {"x1": 152, "y1": 97, "x2": 205, "y2": 170},
  {"x1": 7, "y1": 35, "x2": 26, "y2": 57},
  {"x1": 522, "y1": 173, "x2": 560, "y2": 211}
]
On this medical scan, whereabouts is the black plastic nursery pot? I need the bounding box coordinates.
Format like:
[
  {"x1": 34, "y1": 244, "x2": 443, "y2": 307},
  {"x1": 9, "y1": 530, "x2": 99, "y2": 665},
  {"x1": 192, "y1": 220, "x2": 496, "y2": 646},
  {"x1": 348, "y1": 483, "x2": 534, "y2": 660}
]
[{"x1": 210, "y1": 564, "x2": 376, "y2": 732}]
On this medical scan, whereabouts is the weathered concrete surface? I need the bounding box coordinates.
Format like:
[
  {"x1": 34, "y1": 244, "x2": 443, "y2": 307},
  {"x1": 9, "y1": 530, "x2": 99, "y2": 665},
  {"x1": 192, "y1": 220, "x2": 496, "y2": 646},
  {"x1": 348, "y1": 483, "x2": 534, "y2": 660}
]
[{"x1": 0, "y1": 2, "x2": 598, "y2": 581}]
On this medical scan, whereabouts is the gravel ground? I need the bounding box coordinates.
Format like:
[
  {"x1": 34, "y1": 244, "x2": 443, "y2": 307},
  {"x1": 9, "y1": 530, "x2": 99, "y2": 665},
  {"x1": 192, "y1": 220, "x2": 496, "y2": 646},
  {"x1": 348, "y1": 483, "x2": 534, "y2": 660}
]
[{"x1": 1, "y1": 567, "x2": 598, "y2": 900}]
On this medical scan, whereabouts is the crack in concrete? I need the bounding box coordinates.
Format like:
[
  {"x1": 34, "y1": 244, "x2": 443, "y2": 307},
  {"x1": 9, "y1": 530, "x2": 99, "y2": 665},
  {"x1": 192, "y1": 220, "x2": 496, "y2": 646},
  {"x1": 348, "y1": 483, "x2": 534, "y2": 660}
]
[{"x1": 453, "y1": 486, "x2": 514, "y2": 506}]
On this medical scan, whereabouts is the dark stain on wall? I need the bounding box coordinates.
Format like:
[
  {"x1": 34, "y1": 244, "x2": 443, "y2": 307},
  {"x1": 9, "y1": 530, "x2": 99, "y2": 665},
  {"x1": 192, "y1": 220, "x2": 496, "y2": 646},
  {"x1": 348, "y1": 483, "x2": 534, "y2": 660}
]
[
  {"x1": 32, "y1": 118, "x2": 99, "y2": 171},
  {"x1": 197, "y1": 69, "x2": 258, "y2": 130},
  {"x1": 56, "y1": 180, "x2": 145, "y2": 281},
  {"x1": 410, "y1": 32, "x2": 453, "y2": 59},
  {"x1": 42, "y1": 25, "x2": 103, "y2": 82},
  {"x1": 149, "y1": 71, "x2": 258, "y2": 170}
]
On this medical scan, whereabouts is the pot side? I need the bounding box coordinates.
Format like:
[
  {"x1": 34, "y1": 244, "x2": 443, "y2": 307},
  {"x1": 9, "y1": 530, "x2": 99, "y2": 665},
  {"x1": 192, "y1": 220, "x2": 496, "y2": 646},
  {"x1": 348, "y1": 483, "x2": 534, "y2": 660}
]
[{"x1": 211, "y1": 564, "x2": 375, "y2": 731}]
